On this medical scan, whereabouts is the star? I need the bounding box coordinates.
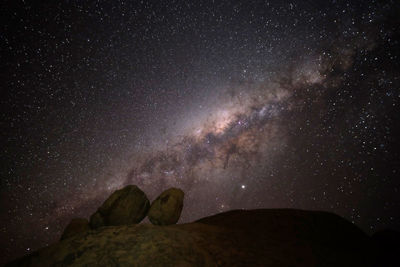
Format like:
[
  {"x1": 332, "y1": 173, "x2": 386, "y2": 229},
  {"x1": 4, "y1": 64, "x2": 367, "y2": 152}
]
[{"x1": 1, "y1": 0, "x2": 399, "y2": 264}]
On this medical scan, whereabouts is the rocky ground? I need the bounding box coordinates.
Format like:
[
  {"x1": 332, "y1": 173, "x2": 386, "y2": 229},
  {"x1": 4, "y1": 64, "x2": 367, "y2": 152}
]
[{"x1": 6, "y1": 208, "x2": 397, "y2": 267}]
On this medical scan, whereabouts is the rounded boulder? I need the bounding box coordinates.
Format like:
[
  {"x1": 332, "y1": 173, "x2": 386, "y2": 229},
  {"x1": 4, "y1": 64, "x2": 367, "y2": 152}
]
[
  {"x1": 90, "y1": 185, "x2": 150, "y2": 228},
  {"x1": 60, "y1": 218, "x2": 90, "y2": 240},
  {"x1": 148, "y1": 188, "x2": 184, "y2": 225}
]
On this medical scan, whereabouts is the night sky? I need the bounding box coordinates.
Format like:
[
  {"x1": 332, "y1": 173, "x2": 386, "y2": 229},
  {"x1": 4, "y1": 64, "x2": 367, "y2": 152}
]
[{"x1": 1, "y1": 0, "x2": 400, "y2": 264}]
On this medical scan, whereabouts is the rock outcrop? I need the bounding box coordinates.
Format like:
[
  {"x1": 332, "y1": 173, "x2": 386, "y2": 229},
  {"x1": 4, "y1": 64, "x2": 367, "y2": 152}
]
[
  {"x1": 7, "y1": 209, "x2": 384, "y2": 266},
  {"x1": 148, "y1": 187, "x2": 184, "y2": 225},
  {"x1": 60, "y1": 218, "x2": 90, "y2": 240},
  {"x1": 371, "y1": 229, "x2": 400, "y2": 267},
  {"x1": 89, "y1": 185, "x2": 150, "y2": 228}
]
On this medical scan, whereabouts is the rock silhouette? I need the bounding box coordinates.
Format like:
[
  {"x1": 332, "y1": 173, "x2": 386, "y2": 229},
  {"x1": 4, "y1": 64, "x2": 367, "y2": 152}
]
[
  {"x1": 60, "y1": 218, "x2": 90, "y2": 240},
  {"x1": 89, "y1": 185, "x2": 150, "y2": 228},
  {"x1": 371, "y1": 229, "x2": 400, "y2": 267},
  {"x1": 7, "y1": 209, "x2": 390, "y2": 267},
  {"x1": 148, "y1": 187, "x2": 184, "y2": 225}
]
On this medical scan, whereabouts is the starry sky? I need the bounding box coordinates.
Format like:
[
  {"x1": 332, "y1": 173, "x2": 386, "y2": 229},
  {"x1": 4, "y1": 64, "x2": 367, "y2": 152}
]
[{"x1": 1, "y1": 0, "x2": 400, "y2": 264}]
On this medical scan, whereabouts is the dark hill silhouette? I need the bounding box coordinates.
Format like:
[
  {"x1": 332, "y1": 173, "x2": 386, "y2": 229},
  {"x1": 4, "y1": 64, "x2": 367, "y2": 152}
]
[
  {"x1": 371, "y1": 229, "x2": 400, "y2": 267},
  {"x1": 5, "y1": 209, "x2": 396, "y2": 266}
]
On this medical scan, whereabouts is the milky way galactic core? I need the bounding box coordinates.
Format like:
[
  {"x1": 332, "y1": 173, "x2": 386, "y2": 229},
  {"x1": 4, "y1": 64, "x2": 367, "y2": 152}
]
[{"x1": 1, "y1": 0, "x2": 400, "y2": 264}]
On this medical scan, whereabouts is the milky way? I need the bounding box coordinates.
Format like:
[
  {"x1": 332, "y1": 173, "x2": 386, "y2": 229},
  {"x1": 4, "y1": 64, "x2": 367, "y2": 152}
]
[{"x1": 1, "y1": 0, "x2": 400, "y2": 264}]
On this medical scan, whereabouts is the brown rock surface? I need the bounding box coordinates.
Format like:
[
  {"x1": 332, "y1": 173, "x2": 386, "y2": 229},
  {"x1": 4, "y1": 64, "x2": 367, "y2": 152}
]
[
  {"x1": 7, "y1": 209, "x2": 378, "y2": 267},
  {"x1": 89, "y1": 211, "x2": 105, "y2": 229},
  {"x1": 89, "y1": 185, "x2": 150, "y2": 228},
  {"x1": 148, "y1": 187, "x2": 184, "y2": 225},
  {"x1": 60, "y1": 218, "x2": 90, "y2": 240}
]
